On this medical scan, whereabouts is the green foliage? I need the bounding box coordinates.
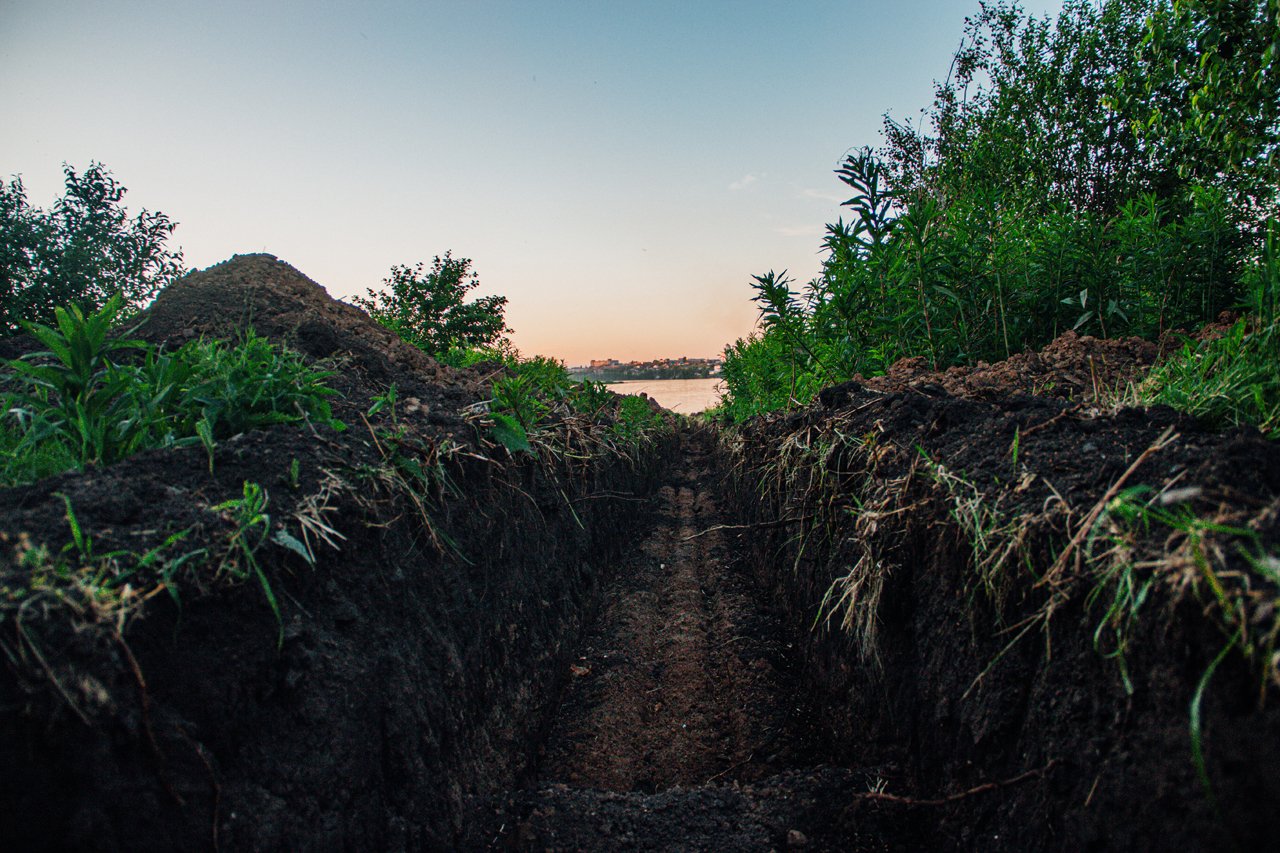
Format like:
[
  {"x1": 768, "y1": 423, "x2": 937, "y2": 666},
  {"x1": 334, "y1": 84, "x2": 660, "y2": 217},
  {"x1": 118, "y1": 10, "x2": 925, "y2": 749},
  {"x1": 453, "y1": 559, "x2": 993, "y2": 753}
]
[
  {"x1": 717, "y1": 330, "x2": 827, "y2": 422},
  {"x1": 1139, "y1": 0, "x2": 1280, "y2": 200},
  {"x1": 5, "y1": 294, "x2": 162, "y2": 468},
  {"x1": 473, "y1": 350, "x2": 668, "y2": 451},
  {"x1": 721, "y1": 0, "x2": 1276, "y2": 420},
  {"x1": 612, "y1": 395, "x2": 666, "y2": 443},
  {"x1": 0, "y1": 423, "x2": 76, "y2": 482},
  {"x1": 1140, "y1": 223, "x2": 1280, "y2": 435},
  {"x1": 2, "y1": 299, "x2": 343, "y2": 485},
  {"x1": 487, "y1": 354, "x2": 577, "y2": 449},
  {"x1": 488, "y1": 412, "x2": 533, "y2": 453},
  {"x1": 887, "y1": 0, "x2": 1172, "y2": 212},
  {"x1": 0, "y1": 163, "x2": 184, "y2": 336},
  {"x1": 353, "y1": 253, "x2": 510, "y2": 355},
  {"x1": 170, "y1": 331, "x2": 344, "y2": 440},
  {"x1": 212, "y1": 481, "x2": 282, "y2": 643},
  {"x1": 492, "y1": 373, "x2": 552, "y2": 433},
  {"x1": 569, "y1": 379, "x2": 615, "y2": 419}
]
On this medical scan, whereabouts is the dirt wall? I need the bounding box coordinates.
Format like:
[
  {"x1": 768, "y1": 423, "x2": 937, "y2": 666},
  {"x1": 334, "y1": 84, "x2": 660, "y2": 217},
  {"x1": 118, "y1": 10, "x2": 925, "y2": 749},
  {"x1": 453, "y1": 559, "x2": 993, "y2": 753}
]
[
  {"x1": 0, "y1": 255, "x2": 674, "y2": 850},
  {"x1": 723, "y1": 388, "x2": 1280, "y2": 851}
]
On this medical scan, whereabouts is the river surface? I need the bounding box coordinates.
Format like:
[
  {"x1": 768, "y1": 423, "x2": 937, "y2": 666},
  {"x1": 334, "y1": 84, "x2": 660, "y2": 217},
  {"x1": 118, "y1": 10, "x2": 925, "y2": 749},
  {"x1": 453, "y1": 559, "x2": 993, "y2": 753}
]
[{"x1": 605, "y1": 377, "x2": 725, "y2": 413}]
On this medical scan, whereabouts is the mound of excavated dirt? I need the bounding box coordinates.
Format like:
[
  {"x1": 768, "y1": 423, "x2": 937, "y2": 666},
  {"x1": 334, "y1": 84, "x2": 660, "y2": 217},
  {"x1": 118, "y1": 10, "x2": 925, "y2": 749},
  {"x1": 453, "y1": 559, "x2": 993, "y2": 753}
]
[
  {"x1": 138, "y1": 253, "x2": 455, "y2": 387},
  {"x1": 841, "y1": 331, "x2": 1158, "y2": 403},
  {"x1": 137, "y1": 253, "x2": 499, "y2": 436}
]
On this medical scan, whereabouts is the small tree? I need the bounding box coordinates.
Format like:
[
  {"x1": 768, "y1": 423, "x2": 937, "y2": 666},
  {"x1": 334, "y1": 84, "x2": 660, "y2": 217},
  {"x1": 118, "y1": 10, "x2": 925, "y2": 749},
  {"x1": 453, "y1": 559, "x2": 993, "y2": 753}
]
[
  {"x1": 0, "y1": 163, "x2": 185, "y2": 335},
  {"x1": 353, "y1": 253, "x2": 510, "y2": 355}
]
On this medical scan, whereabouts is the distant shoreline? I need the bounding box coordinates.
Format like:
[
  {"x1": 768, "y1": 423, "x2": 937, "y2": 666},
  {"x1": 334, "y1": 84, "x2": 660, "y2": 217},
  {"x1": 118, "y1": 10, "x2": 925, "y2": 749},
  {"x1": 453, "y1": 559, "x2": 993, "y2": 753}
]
[
  {"x1": 602, "y1": 376, "x2": 725, "y2": 413},
  {"x1": 569, "y1": 366, "x2": 720, "y2": 382}
]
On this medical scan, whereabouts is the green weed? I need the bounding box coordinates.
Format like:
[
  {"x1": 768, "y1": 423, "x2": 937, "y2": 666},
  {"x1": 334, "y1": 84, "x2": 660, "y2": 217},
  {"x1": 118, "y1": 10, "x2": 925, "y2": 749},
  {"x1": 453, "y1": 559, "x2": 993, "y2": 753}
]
[
  {"x1": 212, "y1": 481, "x2": 282, "y2": 643},
  {"x1": 2, "y1": 300, "x2": 345, "y2": 486}
]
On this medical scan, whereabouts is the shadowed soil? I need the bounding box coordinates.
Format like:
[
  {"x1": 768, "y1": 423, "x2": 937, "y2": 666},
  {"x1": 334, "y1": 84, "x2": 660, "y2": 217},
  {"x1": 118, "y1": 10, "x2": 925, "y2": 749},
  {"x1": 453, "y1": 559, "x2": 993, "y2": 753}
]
[
  {"x1": 3, "y1": 254, "x2": 1277, "y2": 851},
  {"x1": 538, "y1": 431, "x2": 818, "y2": 791},
  {"x1": 465, "y1": 431, "x2": 900, "y2": 851}
]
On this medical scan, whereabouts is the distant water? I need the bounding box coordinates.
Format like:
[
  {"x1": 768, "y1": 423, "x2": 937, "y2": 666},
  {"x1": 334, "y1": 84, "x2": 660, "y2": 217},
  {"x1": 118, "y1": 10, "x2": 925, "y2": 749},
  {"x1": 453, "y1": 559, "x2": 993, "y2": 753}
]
[{"x1": 605, "y1": 377, "x2": 725, "y2": 413}]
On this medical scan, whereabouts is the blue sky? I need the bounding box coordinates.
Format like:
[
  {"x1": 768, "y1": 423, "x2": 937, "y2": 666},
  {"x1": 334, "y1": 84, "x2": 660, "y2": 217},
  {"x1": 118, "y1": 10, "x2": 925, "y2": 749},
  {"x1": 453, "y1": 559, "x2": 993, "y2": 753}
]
[{"x1": 2, "y1": 0, "x2": 1063, "y2": 364}]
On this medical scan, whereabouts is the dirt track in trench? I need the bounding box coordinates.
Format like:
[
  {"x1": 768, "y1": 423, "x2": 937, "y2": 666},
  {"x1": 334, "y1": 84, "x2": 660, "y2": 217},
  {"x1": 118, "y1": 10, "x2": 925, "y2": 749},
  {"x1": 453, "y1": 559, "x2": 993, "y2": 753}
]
[
  {"x1": 537, "y1": 431, "x2": 814, "y2": 791},
  {"x1": 466, "y1": 431, "x2": 897, "y2": 851}
]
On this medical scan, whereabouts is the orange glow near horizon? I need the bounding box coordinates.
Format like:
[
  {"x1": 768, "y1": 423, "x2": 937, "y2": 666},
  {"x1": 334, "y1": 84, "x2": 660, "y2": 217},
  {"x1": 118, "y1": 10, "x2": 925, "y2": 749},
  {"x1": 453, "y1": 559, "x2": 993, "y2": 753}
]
[{"x1": 3, "y1": 0, "x2": 1065, "y2": 370}]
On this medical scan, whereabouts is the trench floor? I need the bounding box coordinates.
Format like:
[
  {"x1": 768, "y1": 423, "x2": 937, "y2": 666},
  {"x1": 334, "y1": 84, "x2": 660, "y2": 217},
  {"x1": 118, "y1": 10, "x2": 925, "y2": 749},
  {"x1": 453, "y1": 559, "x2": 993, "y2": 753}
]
[{"x1": 466, "y1": 432, "x2": 897, "y2": 850}]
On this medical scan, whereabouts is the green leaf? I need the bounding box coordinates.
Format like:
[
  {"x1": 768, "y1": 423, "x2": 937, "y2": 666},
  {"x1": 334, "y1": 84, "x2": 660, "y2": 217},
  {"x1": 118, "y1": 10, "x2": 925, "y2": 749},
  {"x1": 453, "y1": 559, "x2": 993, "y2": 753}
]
[
  {"x1": 271, "y1": 528, "x2": 314, "y2": 567},
  {"x1": 488, "y1": 412, "x2": 530, "y2": 453}
]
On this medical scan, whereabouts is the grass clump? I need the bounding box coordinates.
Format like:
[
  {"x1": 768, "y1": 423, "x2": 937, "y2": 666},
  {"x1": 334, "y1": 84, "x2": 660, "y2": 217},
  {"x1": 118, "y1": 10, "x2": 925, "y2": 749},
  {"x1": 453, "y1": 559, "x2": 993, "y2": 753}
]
[
  {"x1": 212, "y1": 480, "x2": 286, "y2": 644},
  {"x1": 1, "y1": 296, "x2": 344, "y2": 486},
  {"x1": 1089, "y1": 484, "x2": 1280, "y2": 694},
  {"x1": 1138, "y1": 224, "x2": 1280, "y2": 436}
]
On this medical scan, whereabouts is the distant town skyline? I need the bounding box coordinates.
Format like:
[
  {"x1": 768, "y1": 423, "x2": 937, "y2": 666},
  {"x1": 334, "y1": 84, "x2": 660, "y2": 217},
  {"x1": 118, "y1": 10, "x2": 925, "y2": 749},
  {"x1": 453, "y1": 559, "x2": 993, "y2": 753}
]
[
  {"x1": 582, "y1": 356, "x2": 722, "y2": 368},
  {"x1": 572, "y1": 355, "x2": 721, "y2": 381},
  {"x1": 2, "y1": 0, "x2": 1065, "y2": 365}
]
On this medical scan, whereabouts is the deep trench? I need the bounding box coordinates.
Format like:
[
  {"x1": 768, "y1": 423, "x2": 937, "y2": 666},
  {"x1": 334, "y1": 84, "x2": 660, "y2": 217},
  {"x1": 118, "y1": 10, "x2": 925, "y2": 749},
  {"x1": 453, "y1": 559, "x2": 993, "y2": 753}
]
[
  {"x1": 463, "y1": 430, "x2": 890, "y2": 851},
  {"x1": 6, "y1": 259, "x2": 1276, "y2": 852}
]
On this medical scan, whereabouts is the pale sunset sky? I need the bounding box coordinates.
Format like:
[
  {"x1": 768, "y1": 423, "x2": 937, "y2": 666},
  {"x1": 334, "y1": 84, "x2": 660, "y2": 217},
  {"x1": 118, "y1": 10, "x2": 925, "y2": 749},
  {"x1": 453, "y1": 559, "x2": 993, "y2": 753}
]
[{"x1": 1, "y1": 0, "x2": 1063, "y2": 365}]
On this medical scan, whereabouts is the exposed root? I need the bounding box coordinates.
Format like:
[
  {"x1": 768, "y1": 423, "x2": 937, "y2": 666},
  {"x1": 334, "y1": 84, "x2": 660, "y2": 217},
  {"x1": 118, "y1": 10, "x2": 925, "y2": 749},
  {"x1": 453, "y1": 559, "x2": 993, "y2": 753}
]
[{"x1": 850, "y1": 759, "x2": 1061, "y2": 807}]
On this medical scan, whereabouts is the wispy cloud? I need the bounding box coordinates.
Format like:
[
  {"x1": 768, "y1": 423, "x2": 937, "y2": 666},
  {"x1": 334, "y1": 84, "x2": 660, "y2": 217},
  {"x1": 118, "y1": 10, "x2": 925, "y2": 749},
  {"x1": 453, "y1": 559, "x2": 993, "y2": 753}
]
[
  {"x1": 775, "y1": 223, "x2": 824, "y2": 238},
  {"x1": 799, "y1": 187, "x2": 845, "y2": 203},
  {"x1": 728, "y1": 173, "x2": 760, "y2": 191}
]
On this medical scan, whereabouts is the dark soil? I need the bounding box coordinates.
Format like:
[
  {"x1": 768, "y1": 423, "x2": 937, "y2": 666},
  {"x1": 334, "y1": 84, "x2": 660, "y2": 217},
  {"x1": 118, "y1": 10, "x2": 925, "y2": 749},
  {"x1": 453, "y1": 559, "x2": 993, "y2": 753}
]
[
  {"x1": 732, "y1": 363, "x2": 1280, "y2": 851},
  {"x1": 0, "y1": 255, "x2": 670, "y2": 850},
  {"x1": 2, "y1": 254, "x2": 1277, "y2": 851},
  {"x1": 465, "y1": 430, "x2": 901, "y2": 851},
  {"x1": 536, "y1": 432, "x2": 818, "y2": 790}
]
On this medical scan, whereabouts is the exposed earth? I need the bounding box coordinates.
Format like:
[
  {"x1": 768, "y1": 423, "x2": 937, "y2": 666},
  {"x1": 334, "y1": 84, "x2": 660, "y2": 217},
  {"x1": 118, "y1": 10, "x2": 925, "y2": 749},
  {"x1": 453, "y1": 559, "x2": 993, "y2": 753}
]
[
  {"x1": 1, "y1": 255, "x2": 1277, "y2": 851},
  {"x1": 464, "y1": 431, "x2": 889, "y2": 851}
]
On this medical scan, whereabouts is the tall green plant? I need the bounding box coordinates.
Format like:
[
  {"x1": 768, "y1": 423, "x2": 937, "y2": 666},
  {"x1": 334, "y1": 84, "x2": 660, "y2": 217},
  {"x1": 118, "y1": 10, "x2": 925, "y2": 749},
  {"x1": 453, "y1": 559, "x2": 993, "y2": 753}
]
[
  {"x1": 5, "y1": 295, "x2": 152, "y2": 466},
  {"x1": 720, "y1": 0, "x2": 1271, "y2": 421},
  {"x1": 2, "y1": 300, "x2": 344, "y2": 484}
]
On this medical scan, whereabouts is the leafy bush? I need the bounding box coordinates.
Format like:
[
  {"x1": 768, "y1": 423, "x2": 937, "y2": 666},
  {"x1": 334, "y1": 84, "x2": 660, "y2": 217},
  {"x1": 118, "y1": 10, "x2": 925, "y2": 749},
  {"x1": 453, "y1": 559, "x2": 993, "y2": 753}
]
[
  {"x1": 353, "y1": 253, "x2": 510, "y2": 355},
  {"x1": 720, "y1": 0, "x2": 1279, "y2": 421},
  {"x1": 0, "y1": 164, "x2": 184, "y2": 336},
  {"x1": 1, "y1": 298, "x2": 343, "y2": 485}
]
